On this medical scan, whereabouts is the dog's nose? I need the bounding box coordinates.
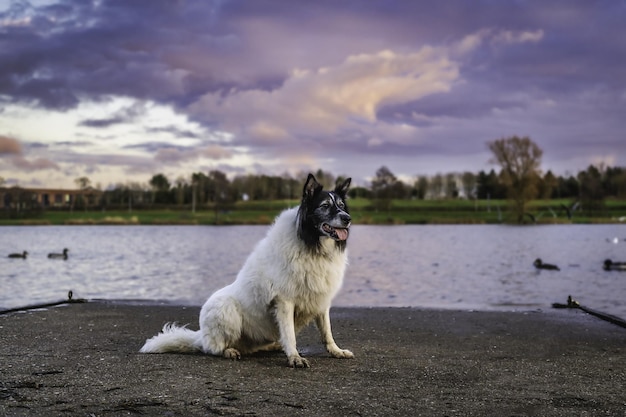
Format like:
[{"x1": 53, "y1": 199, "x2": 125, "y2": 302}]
[{"x1": 340, "y1": 212, "x2": 351, "y2": 226}]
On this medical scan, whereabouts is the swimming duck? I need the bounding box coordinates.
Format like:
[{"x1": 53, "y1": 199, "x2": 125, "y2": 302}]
[
  {"x1": 8, "y1": 251, "x2": 28, "y2": 259},
  {"x1": 603, "y1": 259, "x2": 626, "y2": 271},
  {"x1": 534, "y1": 258, "x2": 560, "y2": 271},
  {"x1": 48, "y1": 248, "x2": 69, "y2": 260}
]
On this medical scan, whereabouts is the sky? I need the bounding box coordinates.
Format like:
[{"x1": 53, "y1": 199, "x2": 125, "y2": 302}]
[{"x1": 0, "y1": 0, "x2": 625, "y2": 189}]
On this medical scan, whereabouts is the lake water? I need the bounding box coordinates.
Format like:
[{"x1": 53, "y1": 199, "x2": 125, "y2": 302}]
[{"x1": 1, "y1": 224, "x2": 626, "y2": 319}]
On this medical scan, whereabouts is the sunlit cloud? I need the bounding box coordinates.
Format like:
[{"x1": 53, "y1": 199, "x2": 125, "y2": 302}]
[
  {"x1": 0, "y1": 135, "x2": 59, "y2": 174},
  {"x1": 0, "y1": 135, "x2": 22, "y2": 154},
  {"x1": 190, "y1": 48, "x2": 460, "y2": 148},
  {"x1": 10, "y1": 155, "x2": 59, "y2": 171},
  {"x1": 0, "y1": 96, "x2": 234, "y2": 186}
]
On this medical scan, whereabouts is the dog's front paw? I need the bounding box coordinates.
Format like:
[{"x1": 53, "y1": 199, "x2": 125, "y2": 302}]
[
  {"x1": 329, "y1": 348, "x2": 354, "y2": 359},
  {"x1": 287, "y1": 355, "x2": 310, "y2": 368},
  {"x1": 223, "y1": 348, "x2": 241, "y2": 360}
]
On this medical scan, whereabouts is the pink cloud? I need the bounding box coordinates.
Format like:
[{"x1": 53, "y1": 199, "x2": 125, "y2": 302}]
[
  {"x1": 0, "y1": 135, "x2": 23, "y2": 155},
  {"x1": 154, "y1": 145, "x2": 232, "y2": 164},
  {"x1": 11, "y1": 156, "x2": 60, "y2": 171}
]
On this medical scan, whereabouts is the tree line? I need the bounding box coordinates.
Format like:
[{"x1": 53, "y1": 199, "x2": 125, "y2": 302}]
[
  {"x1": 3, "y1": 136, "x2": 625, "y2": 223},
  {"x1": 97, "y1": 158, "x2": 624, "y2": 214},
  {"x1": 71, "y1": 163, "x2": 625, "y2": 207},
  {"x1": 100, "y1": 169, "x2": 349, "y2": 211}
]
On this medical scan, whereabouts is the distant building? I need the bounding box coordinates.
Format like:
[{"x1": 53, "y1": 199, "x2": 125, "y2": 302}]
[{"x1": 0, "y1": 186, "x2": 103, "y2": 209}]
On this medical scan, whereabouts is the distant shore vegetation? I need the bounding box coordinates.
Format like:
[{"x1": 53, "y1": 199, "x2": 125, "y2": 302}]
[
  {"x1": 1, "y1": 164, "x2": 625, "y2": 225},
  {"x1": 2, "y1": 136, "x2": 625, "y2": 225}
]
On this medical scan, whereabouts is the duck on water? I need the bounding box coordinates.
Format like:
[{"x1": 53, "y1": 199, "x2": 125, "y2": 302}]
[
  {"x1": 534, "y1": 258, "x2": 560, "y2": 271},
  {"x1": 603, "y1": 259, "x2": 626, "y2": 271},
  {"x1": 48, "y1": 248, "x2": 69, "y2": 260},
  {"x1": 8, "y1": 251, "x2": 28, "y2": 259}
]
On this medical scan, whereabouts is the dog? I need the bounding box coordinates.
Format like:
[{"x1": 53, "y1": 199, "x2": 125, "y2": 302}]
[{"x1": 140, "y1": 173, "x2": 354, "y2": 368}]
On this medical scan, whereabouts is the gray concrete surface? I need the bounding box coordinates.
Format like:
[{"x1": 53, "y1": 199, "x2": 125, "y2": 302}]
[{"x1": 1, "y1": 301, "x2": 624, "y2": 416}]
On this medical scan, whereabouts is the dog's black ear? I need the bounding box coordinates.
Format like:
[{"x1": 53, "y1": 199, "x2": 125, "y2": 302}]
[
  {"x1": 303, "y1": 174, "x2": 323, "y2": 200},
  {"x1": 334, "y1": 177, "x2": 351, "y2": 197}
]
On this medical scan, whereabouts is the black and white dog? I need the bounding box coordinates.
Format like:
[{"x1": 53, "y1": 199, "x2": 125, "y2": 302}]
[{"x1": 140, "y1": 174, "x2": 353, "y2": 368}]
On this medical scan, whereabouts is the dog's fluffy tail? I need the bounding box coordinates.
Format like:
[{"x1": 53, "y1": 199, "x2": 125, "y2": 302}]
[{"x1": 139, "y1": 323, "x2": 203, "y2": 353}]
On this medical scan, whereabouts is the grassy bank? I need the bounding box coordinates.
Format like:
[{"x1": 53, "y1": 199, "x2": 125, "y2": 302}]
[{"x1": 1, "y1": 198, "x2": 625, "y2": 226}]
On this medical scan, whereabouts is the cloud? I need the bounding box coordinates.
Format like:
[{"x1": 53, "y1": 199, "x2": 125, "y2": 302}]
[
  {"x1": 190, "y1": 48, "x2": 460, "y2": 149},
  {"x1": 1, "y1": 1, "x2": 625, "y2": 187},
  {"x1": 247, "y1": 121, "x2": 289, "y2": 144},
  {"x1": 492, "y1": 29, "x2": 544, "y2": 45},
  {"x1": 154, "y1": 144, "x2": 232, "y2": 164},
  {"x1": 454, "y1": 28, "x2": 544, "y2": 55},
  {"x1": 0, "y1": 1, "x2": 200, "y2": 109},
  {"x1": 79, "y1": 117, "x2": 127, "y2": 128},
  {"x1": 0, "y1": 135, "x2": 59, "y2": 171},
  {"x1": 154, "y1": 147, "x2": 190, "y2": 164},
  {"x1": 11, "y1": 155, "x2": 60, "y2": 171},
  {"x1": 0, "y1": 135, "x2": 23, "y2": 154},
  {"x1": 201, "y1": 144, "x2": 232, "y2": 160},
  {"x1": 145, "y1": 126, "x2": 200, "y2": 139},
  {"x1": 454, "y1": 31, "x2": 489, "y2": 55},
  {"x1": 78, "y1": 100, "x2": 149, "y2": 128}
]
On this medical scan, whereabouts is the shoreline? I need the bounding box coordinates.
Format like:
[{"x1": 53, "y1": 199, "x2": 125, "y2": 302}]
[
  {"x1": 3, "y1": 294, "x2": 625, "y2": 326},
  {"x1": 1, "y1": 302, "x2": 624, "y2": 416},
  {"x1": 2, "y1": 218, "x2": 624, "y2": 226}
]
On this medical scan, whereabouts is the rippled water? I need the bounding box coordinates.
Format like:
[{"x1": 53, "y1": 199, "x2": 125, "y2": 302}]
[{"x1": 1, "y1": 224, "x2": 625, "y2": 318}]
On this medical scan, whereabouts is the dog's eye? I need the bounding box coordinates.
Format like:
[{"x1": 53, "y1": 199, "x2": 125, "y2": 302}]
[
  {"x1": 320, "y1": 202, "x2": 330, "y2": 208},
  {"x1": 337, "y1": 201, "x2": 345, "y2": 209}
]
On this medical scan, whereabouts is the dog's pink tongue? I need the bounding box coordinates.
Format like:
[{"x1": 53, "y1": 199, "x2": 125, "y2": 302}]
[{"x1": 336, "y1": 228, "x2": 349, "y2": 241}]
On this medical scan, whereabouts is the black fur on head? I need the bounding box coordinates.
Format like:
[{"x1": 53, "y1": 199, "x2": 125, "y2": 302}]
[{"x1": 297, "y1": 173, "x2": 352, "y2": 253}]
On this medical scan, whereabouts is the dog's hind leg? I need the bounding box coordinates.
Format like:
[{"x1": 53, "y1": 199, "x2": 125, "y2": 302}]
[
  {"x1": 273, "y1": 299, "x2": 309, "y2": 368},
  {"x1": 315, "y1": 309, "x2": 354, "y2": 359},
  {"x1": 199, "y1": 296, "x2": 243, "y2": 359}
]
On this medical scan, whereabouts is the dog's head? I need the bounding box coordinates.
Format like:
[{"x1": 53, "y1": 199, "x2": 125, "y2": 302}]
[{"x1": 297, "y1": 174, "x2": 352, "y2": 251}]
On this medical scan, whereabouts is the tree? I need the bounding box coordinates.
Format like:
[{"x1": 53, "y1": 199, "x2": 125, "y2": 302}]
[
  {"x1": 414, "y1": 176, "x2": 429, "y2": 199},
  {"x1": 539, "y1": 170, "x2": 558, "y2": 199},
  {"x1": 313, "y1": 169, "x2": 335, "y2": 189},
  {"x1": 371, "y1": 166, "x2": 398, "y2": 211},
  {"x1": 74, "y1": 176, "x2": 91, "y2": 211},
  {"x1": 75, "y1": 177, "x2": 91, "y2": 189},
  {"x1": 606, "y1": 166, "x2": 626, "y2": 198},
  {"x1": 206, "y1": 170, "x2": 229, "y2": 202},
  {"x1": 206, "y1": 170, "x2": 233, "y2": 222},
  {"x1": 174, "y1": 176, "x2": 188, "y2": 207},
  {"x1": 487, "y1": 136, "x2": 543, "y2": 223},
  {"x1": 190, "y1": 172, "x2": 208, "y2": 212},
  {"x1": 149, "y1": 173, "x2": 171, "y2": 205},
  {"x1": 476, "y1": 169, "x2": 506, "y2": 200},
  {"x1": 578, "y1": 165, "x2": 605, "y2": 217}
]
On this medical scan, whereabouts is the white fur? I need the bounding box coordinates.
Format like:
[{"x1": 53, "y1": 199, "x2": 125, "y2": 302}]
[{"x1": 140, "y1": 206, "x2": 353, "y2": 367}]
